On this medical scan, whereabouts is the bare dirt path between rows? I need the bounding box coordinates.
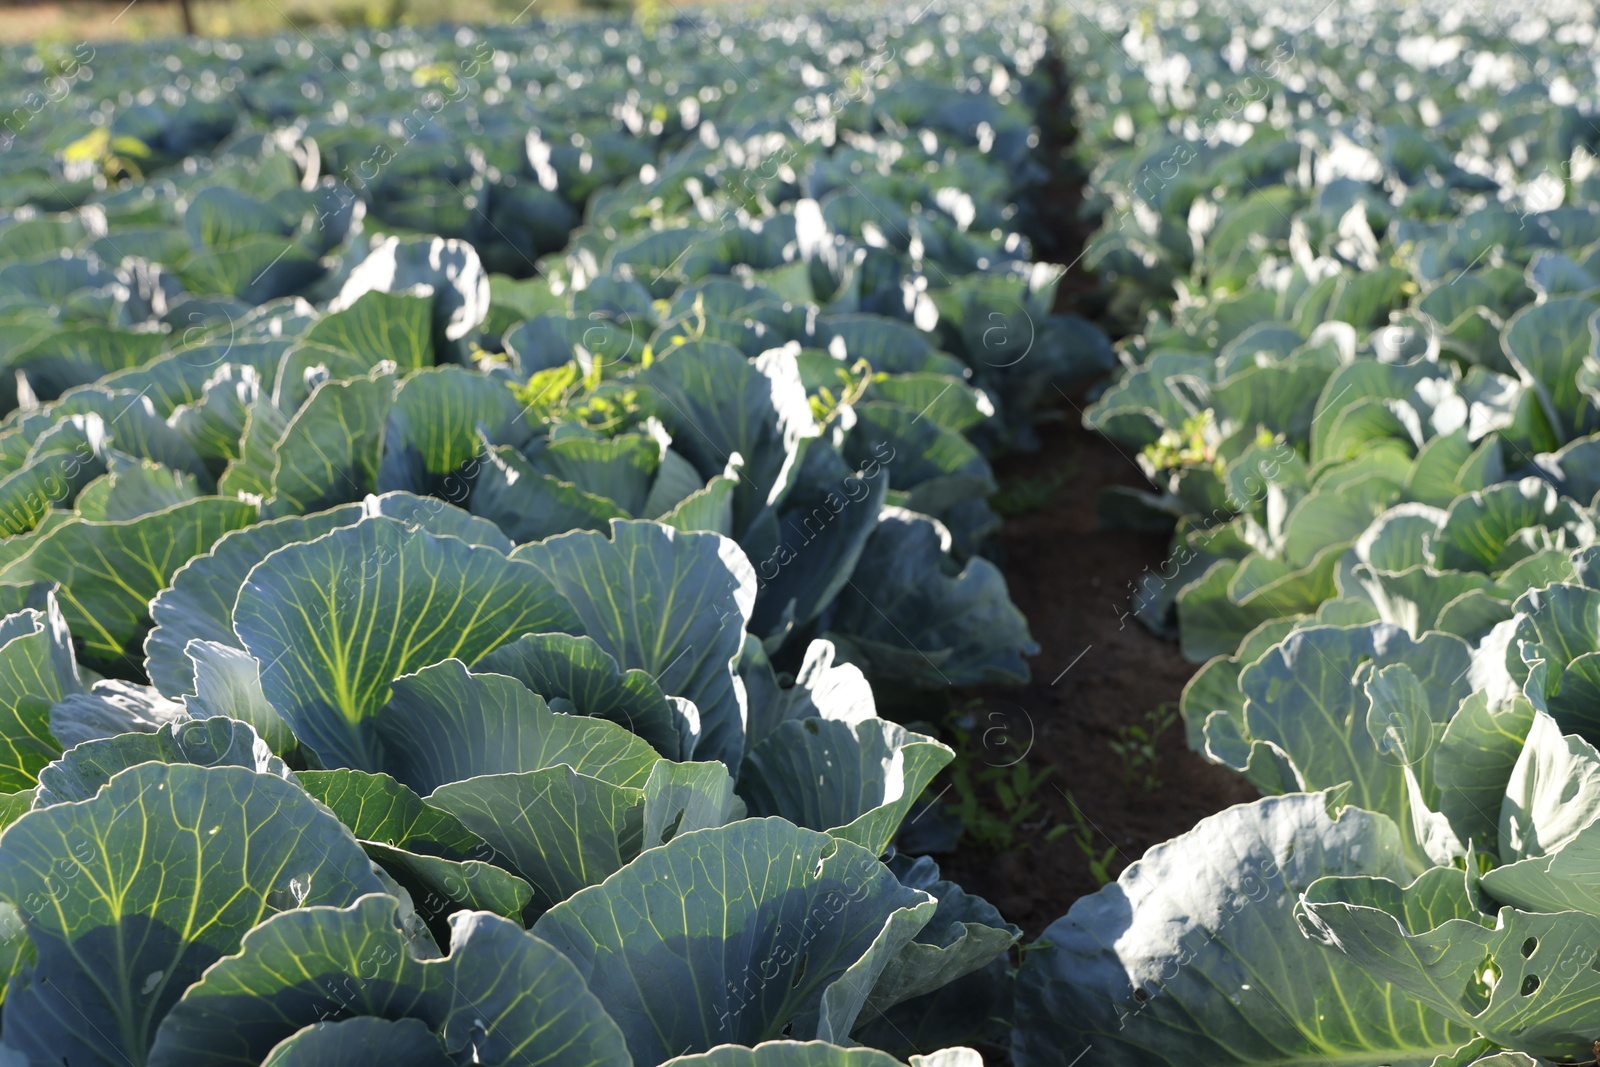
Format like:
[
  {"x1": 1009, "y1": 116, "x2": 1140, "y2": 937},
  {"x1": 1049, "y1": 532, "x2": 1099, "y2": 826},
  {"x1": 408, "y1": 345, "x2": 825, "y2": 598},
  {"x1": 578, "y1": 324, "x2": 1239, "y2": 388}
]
[{"x1": 937, "y1": 412, "x2": 1256, "y2": 940}]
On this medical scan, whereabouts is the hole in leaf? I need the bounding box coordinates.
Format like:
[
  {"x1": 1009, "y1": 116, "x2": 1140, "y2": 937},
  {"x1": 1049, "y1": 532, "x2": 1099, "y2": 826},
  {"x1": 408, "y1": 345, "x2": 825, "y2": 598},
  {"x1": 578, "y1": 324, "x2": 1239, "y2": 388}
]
[
  {"x1": 1521, "y1": 974, "x2": 1540, "y2": 996},
  {"x1": 1132, "y1": 987, "x2": 1151, "y2": 1003},
  {"x1": 1461, "y1": 956, "x2": 1498, "y2": 1014},
  {"x1": 1590, "y1": 949, "x2": 1600, "y2": 972},
  {"x1": 790, "y1": 954, "x2": 808, "y2": 988},
  {"x1": 1522, "y1": 937, "x2": 1538, "y2": 958},
  {"x1": 659, "y1": 810, "x2": 684, "y2": 845}
]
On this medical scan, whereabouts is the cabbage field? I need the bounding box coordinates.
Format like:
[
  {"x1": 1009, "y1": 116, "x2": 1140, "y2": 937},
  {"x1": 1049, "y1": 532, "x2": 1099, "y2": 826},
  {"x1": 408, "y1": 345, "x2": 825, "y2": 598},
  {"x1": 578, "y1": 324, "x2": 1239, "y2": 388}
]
[{"x1": 3, "y1": 0, "x2": 1600, "y2": 1063}]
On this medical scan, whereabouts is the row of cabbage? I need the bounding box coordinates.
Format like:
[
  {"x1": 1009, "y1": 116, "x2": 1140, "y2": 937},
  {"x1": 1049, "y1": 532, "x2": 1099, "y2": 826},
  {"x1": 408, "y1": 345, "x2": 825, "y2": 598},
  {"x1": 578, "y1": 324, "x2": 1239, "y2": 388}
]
[
  {"x1": 1074, "y1": 0, "x2": 1600, "y2": 661},
  {"x1": 0, "y1": 6, "x2": 1110, "y2": 1066},
  {"x1": 1014, "y1": 0, "x2": 1600, "y2": 1064}
]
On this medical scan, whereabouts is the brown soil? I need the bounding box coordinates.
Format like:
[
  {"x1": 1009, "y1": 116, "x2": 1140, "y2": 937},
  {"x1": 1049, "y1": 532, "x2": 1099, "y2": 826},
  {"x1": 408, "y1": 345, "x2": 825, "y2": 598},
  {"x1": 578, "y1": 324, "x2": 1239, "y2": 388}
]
[
  {"x1": 926, "y1": 39, "x2": 1255, "y2": 941},
  {"x1": 937, "y1": 411, "x2": 1257, "y2": 941}
]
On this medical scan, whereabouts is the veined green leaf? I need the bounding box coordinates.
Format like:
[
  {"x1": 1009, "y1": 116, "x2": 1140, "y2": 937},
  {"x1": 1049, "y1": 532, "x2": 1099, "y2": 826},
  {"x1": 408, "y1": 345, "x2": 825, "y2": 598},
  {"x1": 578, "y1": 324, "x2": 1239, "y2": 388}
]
[
  {"x1": 0, "y1": 496, "x2": 257, "y2": 672},
  {"x1": 533, "y1": 818, "x2": 935, "y2": 1063},
  {"x1": 149, "y1": 893, "x2": 629, "y2": 1067},
  {"x1": 233, "y1": 516, "x2": 578, "y2": 768},
  {"x1": 0, "y1": 763, "x2": 387, "y2": 1066}
]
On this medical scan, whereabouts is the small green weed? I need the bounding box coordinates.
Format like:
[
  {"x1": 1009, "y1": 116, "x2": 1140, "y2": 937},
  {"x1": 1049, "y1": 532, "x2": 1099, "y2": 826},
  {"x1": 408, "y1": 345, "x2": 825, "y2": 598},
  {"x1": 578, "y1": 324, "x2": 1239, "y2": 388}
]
[
  {"x1": 945, "y1": 708, "x2": 1063, "y2": 852},
  {"x1": 1108, "y1": 703, "x2": 1179, "y2": 791},
  {"x1": 1059, "y1": 788, "x2": 1119, "y2": 886},
  {"x1": 991, "y1": 466, "x2": 1073, "y2": 518}
]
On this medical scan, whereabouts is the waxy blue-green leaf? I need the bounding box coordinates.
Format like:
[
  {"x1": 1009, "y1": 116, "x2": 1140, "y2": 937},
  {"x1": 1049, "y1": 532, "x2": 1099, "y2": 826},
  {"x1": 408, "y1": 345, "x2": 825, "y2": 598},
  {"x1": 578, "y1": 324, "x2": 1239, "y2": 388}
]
[
  {"x1": 1278, "y1": 474, "x2": 1404, "y2": 570},
  {"x1": 1014, "y1": 793, "x2": 1471, "y2": 1067},
  {"x1": 370, "y1": 659, "x2": 660, "y2": 794},
  {"x1": 862, "y1": 855, "x2": 1019, "y2": 1018},
  {"x1": 99, "y1": 343, "x2": 287, "y2": 420},
  {"x1": 0, "y1": 216, "x2": 94, "y2": 267},
  {"x1": 39, "y1": 388, "x2": 212, "y2": 485},
  {"x1": 1508, "y1": 583, "x2": 1600, "y2": 739},
  {"x1": 864, "y1": 375, "x2": 990, "y2": 435},
  {"x1": 1211, "y1": 347, "x2": 1341, "y2": 448},
  {"x1": 0, "y1": 583, "x2": 53, "y2": 620},
  {"x1": 330, "y1": 235, "x2": 489, "y2": 347},
  {"x1": 169, "y1": 364, "x2": 262, "y2": 469},
  {"x1": 0, "y1": 763, "x2": 387, "y2": 1067},
  {"x1": 1180, "y1": 616, "x2": 1303, "y2": 751},
  {"x1": 1217, "y1": 623, "x2": 1473, "y2": 869},
  {"x1": 0, "y1": 496, "x2": 256, "y2": 672},
  {"x1": 820, "y1": 316, "x2": 953, "y2": 377},
  {"x1": 1307, "y1": 359, "x2": 1447, "y2": 465},
  {"x1": 145, "y1": 493, "x2": 510, "y2": 698},
  {"x1": 179, "y1": 234, "x2": 325, "y2": 305},
  {"x1": 74, "y1": 454, "x2": 202, "y2": 521},
  {"x1": 0, "y1": 427, "x2": 105, "y2": 536},
  {"x1": 0, "y1": 598, "x2": 79, "y2": 792},
  {"x1": 478, "y1": 632, "x2": 694, "y2": 760},
  {"x1": 272, "y1": 345, "x2": 385, "y2": 416},
  {"x1": 427, "y1": 766, "x2": 647, "y2": 914},
  {"x1": 218, "y1": 394, "x2": 289, "y2": 500},
  {"x1": 1535, "y1": 432, "x2": 1600, "y2": 510},
  {"x1": 1301, "y1": 865, "x2": 1600, "y2": 1063},
  {"x1": 260, "y1": 1018, "x2": 453, "y2": 1067},
  {"x1": 1225, "y1": 552, "x2": 1347, "y2": 636},
  {"x1": 1433, "y1": 692, "x2": 1536, "y2": 856},
  {"x1": 183, "y1": 186, "x2": 294, "y2": 249},
  {"x1": 0, "y1": 900, "x2": 32, "y2": 1014},
  {"x1": 263, "y1": 368, "x2": 394, "y2": 519},
  {"x1": 0, "y1": 252, "x2": 107, "y2": 306},
  {"x1": 48, "y1": 679, "x2": 186, "y2": 750},
  {"x1": 486, "y1": 274, "x2": 564, "y2": 342},
  {"x1": 739, "y1": 717, "x2": 952, "y2": 856},
  {"x1": 1340, "y1": 565, "x2": 1497, "y2": 639},
  {"x1": 1500, "y1": 297, "x2": 1600, "y2": 441},
  {"x1": 11, "y1": 325, "x2": 169, "y2": 402},
  {"x1": 1431, "y1": 479, "x2": 1594, "y2": 574},
  {"x1": 149, "y1": 893, "x2": 631, "y2": 1067},
  {"x1": 842, "y1": 402, "x2": 993, "y2": 514},
  {"x1": 658, "y1": 471, "x2": 738, "y2": 535},
  {"x1": 660, "y1": 1042, "x2": 979, "y2": 1067},
  {"x1": 303, "y1": 290, "x2": 434, "y2": 372},
  {"x1": 34, "y1": 716, "x2": 286, "y2": 806},
  {"x1": 234, "y1": 516, "x2": 579, "y2": 769},
  {"x1": 525, "y1": 434, "x2": 661, "y2": 518},
  {"x1": 294, "y1": 768, "x2": 532, "y2": 926},
  {"x1": 639, "y1": 758, "x2": 738, "y2": 848},
  {"x1": 512, "y1": 521, "x2": 755, "y2": 769},
  {"x1": 639, "y1": 341, "x2": 818, "y2": 533},
  {"x1": 533, "y1": 818, "x2": 935, "y2": 1064},
  {"x1": 146, "y1": 506, "x2": 366, "y2": 697},
  {"x1": 1405, "y1": 431, "x2": 1498, "y2": 510},
  {"x1": 378, "y1": 365, "x2": 522, "y2": 496},
  {"x1": 826, "y1": 509, "x2": 1036, "y2": 687},
  {"x1": 469, "y1": 440, "x2": 630, "y2": 543},
  {"x1": 745, "y1": 444, "x2": 887, "y2": 641},
  {"x1": 743, "y1": 638, "x2": 879, "y2": 751},
  {"x1": 643, "y1": 445, "x2": 709, "y2": 519},
  {"x1": 1473, "y1": 712, "x2": 1600, "y2": 914},
  {"x1": 853, "y1": 957, "x2": 1010, "y2": 1063},
  {"x1": 1084, "y1": 352, "x2": 1213, "y2": 448},
  {"x1": 183, "y1": 638, "x2": 296, "y2": 755}
]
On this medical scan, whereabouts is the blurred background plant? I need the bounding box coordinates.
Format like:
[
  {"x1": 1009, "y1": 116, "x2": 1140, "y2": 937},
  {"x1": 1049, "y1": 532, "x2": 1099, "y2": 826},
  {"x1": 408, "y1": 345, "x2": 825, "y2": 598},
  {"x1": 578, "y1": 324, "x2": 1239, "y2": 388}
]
[{"x1": 0, "y1": 0, "x2": 686, "y2": 41}]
